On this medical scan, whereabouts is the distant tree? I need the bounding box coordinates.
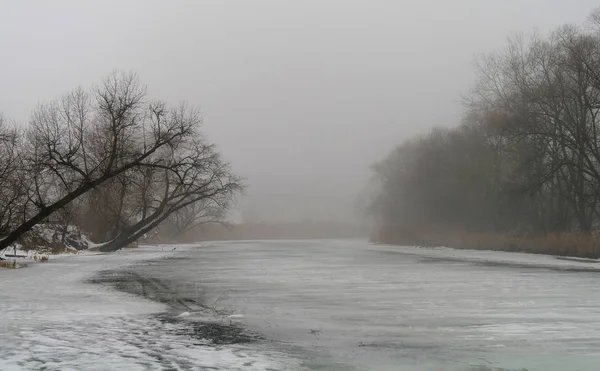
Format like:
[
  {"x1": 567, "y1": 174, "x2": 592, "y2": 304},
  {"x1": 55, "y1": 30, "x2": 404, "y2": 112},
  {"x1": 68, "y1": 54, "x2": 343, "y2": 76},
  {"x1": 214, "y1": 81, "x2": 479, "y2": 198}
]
[{"x1": 370, "y1": 9, "x2": 600, "y2": 240}]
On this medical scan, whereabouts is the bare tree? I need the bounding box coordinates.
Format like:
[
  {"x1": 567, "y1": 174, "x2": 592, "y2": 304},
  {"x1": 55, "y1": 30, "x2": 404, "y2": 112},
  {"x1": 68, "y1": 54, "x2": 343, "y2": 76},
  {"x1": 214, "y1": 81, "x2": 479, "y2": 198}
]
[
  {"x1": 98, "y1": 126, "x2": 243, "y2": 251},
  {"x1": 0, "y1": 72, "x2": 199, "y2": 252},
  {"x1": 0, "y1": 115, "x2": 26, "y2": 257},
  {"x1": 174, "y1": 201, "x2": 228, "y2": 235},
  {"x1": 371, "y1": 10, "x2": 600, "y2": 242}
]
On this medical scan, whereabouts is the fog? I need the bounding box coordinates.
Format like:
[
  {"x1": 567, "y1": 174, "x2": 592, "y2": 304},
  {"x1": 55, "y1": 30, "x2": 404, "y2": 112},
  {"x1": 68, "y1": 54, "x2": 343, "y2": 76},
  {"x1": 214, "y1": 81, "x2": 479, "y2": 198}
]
[{"x1": 0, "y1": 0, "x2": 597, "y2": 223}]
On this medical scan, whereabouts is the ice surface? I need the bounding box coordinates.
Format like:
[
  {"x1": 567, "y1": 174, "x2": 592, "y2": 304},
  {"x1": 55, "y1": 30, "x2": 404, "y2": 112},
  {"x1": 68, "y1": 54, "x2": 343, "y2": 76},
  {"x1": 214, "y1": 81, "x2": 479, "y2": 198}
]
[
  {"x1": 0, "y1": 246, "x2": 303, "y2": 371},
  {"x1": 138, "y1": 239, "x2": 600, "y2": 371},
  {"x1": 4, "y1": 239, "x2": 600, "y2": 371}
]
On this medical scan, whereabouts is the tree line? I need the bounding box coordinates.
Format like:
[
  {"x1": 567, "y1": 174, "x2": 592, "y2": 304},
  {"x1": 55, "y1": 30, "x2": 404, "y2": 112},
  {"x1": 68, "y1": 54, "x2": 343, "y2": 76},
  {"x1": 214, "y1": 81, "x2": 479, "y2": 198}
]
[
  {"x1": 371, "y1": 10, "x2": 600, "y2": 243},
  {"x1": 0, "y1": 71, "x2": 242, "y2": 254}
]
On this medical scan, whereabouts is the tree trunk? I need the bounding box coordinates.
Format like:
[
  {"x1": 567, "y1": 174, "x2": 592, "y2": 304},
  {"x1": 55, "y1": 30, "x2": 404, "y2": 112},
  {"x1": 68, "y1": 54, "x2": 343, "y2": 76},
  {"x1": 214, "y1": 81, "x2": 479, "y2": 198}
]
[
  {"x1": 0, "y1": 184, "x2": 94, "y2": 251},
  {"x1": 98, "y1": 233, "x2": 131, "y2": 252}
]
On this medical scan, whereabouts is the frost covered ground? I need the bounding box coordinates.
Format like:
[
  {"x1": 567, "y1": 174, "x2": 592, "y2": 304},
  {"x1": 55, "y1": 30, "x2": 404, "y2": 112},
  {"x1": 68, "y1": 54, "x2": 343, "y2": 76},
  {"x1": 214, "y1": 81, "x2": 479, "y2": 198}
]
[{"x1": 0, "y1": 246, "x2": 304, "y2": 371}]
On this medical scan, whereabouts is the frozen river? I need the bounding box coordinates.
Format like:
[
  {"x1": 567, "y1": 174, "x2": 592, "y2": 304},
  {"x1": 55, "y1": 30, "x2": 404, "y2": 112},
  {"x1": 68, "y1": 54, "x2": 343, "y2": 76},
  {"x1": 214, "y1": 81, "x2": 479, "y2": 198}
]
[
  {"x1": 130, "y1": 239, "x2": 600, "y2": 370},
  {"x1": 2, "y1": 239, "x2": 600, "y2": 370}
]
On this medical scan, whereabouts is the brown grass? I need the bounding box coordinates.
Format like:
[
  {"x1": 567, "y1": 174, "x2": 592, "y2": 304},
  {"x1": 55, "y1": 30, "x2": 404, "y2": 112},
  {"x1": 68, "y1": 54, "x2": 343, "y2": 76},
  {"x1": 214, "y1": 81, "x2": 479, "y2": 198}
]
[
  {"x1": 373, "y1": 226, "x2": 600, "y2": 259},
  {"x1": 125, "y1": 242, "x2": 139, "y2": 248},
  {"x1": 0, "y1": 260, "x2": 19, "y2": 269}
]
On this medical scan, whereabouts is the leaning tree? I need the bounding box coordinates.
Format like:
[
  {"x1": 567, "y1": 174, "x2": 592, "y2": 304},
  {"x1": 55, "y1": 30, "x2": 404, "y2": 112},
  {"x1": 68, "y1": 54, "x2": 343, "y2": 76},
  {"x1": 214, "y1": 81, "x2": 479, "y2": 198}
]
[{"x1": 0, "y1": 71, "x2": 242, "y2": 252}]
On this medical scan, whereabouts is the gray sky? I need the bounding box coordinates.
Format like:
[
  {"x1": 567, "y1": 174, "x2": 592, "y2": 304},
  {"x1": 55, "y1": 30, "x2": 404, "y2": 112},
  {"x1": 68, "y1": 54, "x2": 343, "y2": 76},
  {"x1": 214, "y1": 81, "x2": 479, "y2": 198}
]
[{"x1": 1, "y1": 0, "x2": 598, "y2": 222}]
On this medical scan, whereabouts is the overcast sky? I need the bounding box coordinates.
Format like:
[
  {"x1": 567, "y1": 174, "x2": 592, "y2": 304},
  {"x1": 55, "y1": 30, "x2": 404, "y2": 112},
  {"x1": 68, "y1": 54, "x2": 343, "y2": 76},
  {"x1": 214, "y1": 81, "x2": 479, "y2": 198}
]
[{"x1": 0, "y1": 0, "x2": 598, "y2": 222}]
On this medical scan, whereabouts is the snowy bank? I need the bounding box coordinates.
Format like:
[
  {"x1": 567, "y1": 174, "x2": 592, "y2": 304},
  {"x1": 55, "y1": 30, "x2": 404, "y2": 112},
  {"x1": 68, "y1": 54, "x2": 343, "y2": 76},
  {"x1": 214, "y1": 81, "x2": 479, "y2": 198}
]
[{"x1": 0, "y1": 224, "x2": 95, "y2": 264}]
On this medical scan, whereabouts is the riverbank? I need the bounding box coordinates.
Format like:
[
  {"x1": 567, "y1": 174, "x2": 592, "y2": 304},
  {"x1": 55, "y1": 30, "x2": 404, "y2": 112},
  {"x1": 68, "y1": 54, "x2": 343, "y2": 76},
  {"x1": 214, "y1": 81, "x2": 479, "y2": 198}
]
[{"x1": 373, "y1": 228, "x2": 600, "y2": 259}]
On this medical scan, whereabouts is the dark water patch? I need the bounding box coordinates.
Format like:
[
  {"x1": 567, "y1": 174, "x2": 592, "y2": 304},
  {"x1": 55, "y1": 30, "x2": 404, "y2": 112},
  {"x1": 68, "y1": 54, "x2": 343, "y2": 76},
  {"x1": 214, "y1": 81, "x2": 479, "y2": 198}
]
[
  {"x1": 90, "y1": 269, "x2": 207, "y2": 312},
  {"x1": 156, "y1": 314, "x2": 264, "y2": 345},
  {"x1": 89, "y1": 267, "x2": 265, "y2": 346}
]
